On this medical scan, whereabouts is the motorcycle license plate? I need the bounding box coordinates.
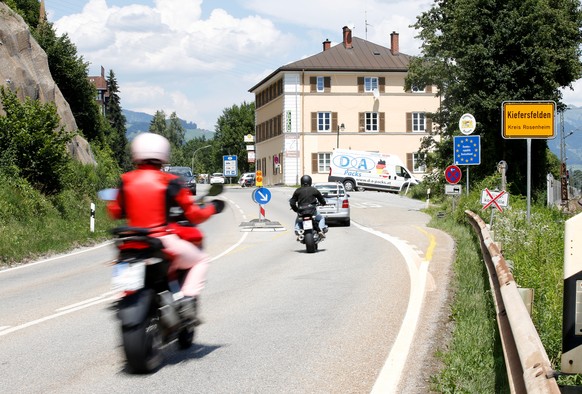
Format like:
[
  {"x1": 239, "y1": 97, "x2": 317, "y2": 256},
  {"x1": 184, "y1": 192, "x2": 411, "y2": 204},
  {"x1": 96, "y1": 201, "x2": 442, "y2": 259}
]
[
  {"x1": 303, "y1": 219, "x2": 313, "y2": 230},
  {"x1": 111, "y1": 261, "x2": 145, "y2": 292}
]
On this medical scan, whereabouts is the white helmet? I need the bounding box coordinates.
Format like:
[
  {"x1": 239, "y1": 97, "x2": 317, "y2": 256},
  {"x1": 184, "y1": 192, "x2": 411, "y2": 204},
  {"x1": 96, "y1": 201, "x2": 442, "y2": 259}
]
[{"x1": 131, "y1": 132, "x2": 170, "y2": 163}]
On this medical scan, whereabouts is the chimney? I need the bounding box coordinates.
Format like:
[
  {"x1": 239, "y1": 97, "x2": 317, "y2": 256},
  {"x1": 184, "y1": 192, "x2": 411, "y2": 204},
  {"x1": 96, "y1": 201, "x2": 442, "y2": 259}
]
[
  {"x1": 390, "y1": 31, "x2": 399, "y2": 55},
  {"x1": 323, "y1": 39, "x2": 331, "y2": 51},
  {"x1": 342, "y1": 26, "x2": 352, "y2": 49}
]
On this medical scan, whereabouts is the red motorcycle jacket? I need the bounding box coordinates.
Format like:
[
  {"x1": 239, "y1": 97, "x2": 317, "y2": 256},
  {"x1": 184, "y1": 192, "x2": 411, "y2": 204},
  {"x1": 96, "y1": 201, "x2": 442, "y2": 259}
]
[{"x1": 107, "y1": 165, "x2": 216, "y2": 231}]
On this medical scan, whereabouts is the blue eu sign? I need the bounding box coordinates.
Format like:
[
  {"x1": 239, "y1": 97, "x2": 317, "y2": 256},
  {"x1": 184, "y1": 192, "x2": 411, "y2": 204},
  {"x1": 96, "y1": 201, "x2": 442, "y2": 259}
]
[{"x1": 454, "y1": 135, "x2": 481, "y2": 166}]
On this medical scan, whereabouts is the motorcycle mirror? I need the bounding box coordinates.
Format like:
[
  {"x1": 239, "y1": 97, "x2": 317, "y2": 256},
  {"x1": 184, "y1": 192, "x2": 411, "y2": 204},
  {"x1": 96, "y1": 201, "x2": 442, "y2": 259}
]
[
  {"x1": 207, "y1": 183, "x2": 223, "y2": 197},
  {"x1": 97, "y1": 188, "x2": 118, "y2": 201}
]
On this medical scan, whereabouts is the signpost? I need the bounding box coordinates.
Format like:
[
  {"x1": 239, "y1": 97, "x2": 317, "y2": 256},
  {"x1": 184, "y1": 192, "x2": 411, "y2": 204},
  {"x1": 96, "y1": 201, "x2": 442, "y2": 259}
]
[
  {"x1": 501, "y1": 100, "x2": 556, "y2": 222},
  {"x1": 445, "y1": 165, "x2": 462, "y2": 185},
  {"x1": 453, "y1": 133, "x2": 480, "y2": 195},
  {"x1": 223, "y1": 155, "x2": 238, "y2": 179}
]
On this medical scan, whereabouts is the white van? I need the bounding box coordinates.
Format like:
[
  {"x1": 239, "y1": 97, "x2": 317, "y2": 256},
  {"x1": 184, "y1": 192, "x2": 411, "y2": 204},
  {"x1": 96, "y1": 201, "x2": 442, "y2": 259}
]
[{"x1": 328, "y1": 149, "x2": 419, "y2": 193}]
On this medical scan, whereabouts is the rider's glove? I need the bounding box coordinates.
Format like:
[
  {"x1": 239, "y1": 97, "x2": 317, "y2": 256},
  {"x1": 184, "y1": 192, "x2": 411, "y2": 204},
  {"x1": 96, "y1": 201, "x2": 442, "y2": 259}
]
[{"x1": 210, "y1": 199, "x2": 225, "y2": 214}]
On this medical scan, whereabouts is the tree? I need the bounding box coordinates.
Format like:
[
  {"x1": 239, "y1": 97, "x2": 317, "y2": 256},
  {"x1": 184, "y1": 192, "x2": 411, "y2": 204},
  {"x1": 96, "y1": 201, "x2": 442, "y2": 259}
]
[
  {"x1": 33, "y1": 22, "x2": 105, "y2": 143},
  {"x1": 213, "y1": 102, "x2": 255, "y2": 174},
  {"x1": 0, "y1": 87, "x2": 73, "y2": 194},
  {"x1": 105, "y1": 70, "x2": 130, "y2": 170},
  {"x1": 406, "y1": 0, "x2": 582, "y2": 196},
  {"x1": 6, "y1": 0, "x2": 41, "y2": 28}
]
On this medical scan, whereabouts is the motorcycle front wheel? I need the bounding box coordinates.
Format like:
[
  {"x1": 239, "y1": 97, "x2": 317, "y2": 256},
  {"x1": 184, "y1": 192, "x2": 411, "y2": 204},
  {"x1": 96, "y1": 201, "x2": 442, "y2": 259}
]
[{"x1": 122, "y1": 316, "x2": 163, "y2": 373}]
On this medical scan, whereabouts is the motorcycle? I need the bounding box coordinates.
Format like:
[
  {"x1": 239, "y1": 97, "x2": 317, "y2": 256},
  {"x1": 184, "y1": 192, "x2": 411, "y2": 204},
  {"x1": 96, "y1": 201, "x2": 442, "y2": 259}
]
[
  {"x1": 99, "y1": 184, "x2": 224, "y2": 373},
  {"x1": 295, "y1": 204, "x2": 324, "y2": 253}
]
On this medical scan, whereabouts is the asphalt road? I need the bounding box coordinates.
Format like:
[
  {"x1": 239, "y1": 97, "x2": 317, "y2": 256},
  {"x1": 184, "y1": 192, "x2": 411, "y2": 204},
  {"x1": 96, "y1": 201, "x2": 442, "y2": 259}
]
[{"x1": 0, "y1": 185, "x2": 454, "y2": 393}]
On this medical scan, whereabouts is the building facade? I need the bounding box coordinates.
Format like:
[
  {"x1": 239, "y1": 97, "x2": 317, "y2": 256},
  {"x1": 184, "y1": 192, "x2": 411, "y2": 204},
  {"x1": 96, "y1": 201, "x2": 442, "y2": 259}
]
[{"x1": 249, "y1": 27, "x2": 440, "y2": 186}]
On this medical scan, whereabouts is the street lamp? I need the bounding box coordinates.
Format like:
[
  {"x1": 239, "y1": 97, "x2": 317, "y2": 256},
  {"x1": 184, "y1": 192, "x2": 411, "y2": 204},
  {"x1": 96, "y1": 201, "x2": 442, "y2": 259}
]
[
  {"x1": 191, "y1": 145, "x2": 212, "y2": 172},
  {"x1": 336, "y1": 123, "x2": 345, "y2": 148}
]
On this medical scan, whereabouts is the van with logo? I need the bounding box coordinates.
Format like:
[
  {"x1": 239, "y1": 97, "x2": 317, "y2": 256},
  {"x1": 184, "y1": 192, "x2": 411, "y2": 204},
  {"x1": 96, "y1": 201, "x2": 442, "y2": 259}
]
[{"x1": 328, "y1": 149, "x2": 419, "y2": 193}]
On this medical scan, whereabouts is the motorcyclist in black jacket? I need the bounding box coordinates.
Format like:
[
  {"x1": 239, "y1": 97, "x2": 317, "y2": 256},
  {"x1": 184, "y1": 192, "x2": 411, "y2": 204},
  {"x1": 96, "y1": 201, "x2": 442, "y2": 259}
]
[{"x1": 289, "y1": 175, "x2": 328, "y2": 237}]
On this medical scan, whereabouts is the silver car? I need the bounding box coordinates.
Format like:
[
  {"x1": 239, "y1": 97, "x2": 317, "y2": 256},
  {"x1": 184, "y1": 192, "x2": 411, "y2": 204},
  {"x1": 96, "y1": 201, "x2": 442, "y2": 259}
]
[{"x1": 314, "y1": 182, "x2": 350, "y2": 226}]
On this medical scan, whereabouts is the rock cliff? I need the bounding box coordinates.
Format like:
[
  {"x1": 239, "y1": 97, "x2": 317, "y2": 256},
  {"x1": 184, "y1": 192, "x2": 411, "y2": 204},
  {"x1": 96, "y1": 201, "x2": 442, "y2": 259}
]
[{"x1": 0, "y1": 3, "x2": 94, "y2": 164}]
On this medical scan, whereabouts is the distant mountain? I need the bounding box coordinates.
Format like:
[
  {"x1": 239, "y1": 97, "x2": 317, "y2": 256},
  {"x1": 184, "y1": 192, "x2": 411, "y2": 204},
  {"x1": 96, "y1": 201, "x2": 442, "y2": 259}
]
[
  {"x1": 123, "y1": 109, "x2": 215, "y2": 141},
  {"x1": 548, "y1": 106, "x2": 582, "y2": 168}
]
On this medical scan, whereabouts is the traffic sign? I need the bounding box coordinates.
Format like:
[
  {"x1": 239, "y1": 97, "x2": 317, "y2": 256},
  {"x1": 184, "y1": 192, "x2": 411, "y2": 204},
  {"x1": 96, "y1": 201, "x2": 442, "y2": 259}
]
[
  {"x1": 445, "y1": 184, "x2": 462, "y2": 195},
  {"x1": 252, "y1": 187, "x2": 271, "y2": 204},
  {"x1": 454, "y1": 135, "x2": 481, "y2": 165},
  {"x1": 459, "y1": 113, "x2": 476, "y2": 135},
  {"x1": 481, "y1": 188, "x2": 509, "y2": 212},
  {"x1": 444, "y1": 165, "x2": 462, "y2": 185},
  {"x1": 223, "y1": 155, "x2": 238, "y2": 177},
  {"x1": 501, "y1": 101, "x2": 556, "y2": 139}
]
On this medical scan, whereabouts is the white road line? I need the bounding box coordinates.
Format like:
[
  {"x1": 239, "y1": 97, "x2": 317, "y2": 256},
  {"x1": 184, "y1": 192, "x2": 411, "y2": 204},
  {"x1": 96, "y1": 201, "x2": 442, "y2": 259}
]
[
  {"x1": 0, "y1": 326, "x2": 10, "y2": 332},
  {"x1": 0, "y1": 293, "x2": 118, "y2": 337},
  {"x1": 0, "y1": 242, "x2": 112, "y2": 275},
  {"x1": 350, "y1": 221, "x2": 430, "y2": 394},
  {"x1": 55, "y1": 291, "x2": 117, "y2": 312}
]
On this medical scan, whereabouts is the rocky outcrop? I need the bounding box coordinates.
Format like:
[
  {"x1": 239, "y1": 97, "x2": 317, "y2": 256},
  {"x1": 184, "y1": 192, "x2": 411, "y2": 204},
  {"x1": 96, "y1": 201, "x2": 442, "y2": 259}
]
[{"x1": 0, "y1": 3, "x2": 95, "y2": 164}]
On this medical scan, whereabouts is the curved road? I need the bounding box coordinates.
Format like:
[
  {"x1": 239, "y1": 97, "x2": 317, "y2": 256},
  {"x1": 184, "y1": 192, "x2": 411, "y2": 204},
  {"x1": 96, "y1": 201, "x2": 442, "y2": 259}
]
[{"x1": 0, "y1": 185, "x2": 454, "y2": 393}]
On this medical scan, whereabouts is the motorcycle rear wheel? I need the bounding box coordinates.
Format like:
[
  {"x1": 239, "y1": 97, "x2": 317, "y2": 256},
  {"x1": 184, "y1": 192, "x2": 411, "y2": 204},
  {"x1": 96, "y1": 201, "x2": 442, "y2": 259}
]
[
  {"x1": 122, "y1": 316, "x2": 163, "y2": 373},
  {"x1": 305, "y1": 232, "x2": 316, "y2": 253}
]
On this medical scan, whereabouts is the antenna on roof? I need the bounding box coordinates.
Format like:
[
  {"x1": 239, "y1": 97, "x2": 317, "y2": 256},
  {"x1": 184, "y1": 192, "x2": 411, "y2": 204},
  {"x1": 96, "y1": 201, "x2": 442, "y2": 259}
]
[{"x1": 365, "y1": 11, "x2": 373, "y2": 40}]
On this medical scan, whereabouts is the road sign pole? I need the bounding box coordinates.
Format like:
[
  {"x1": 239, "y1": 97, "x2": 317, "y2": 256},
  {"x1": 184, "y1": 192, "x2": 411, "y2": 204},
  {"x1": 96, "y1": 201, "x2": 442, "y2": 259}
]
[
  {"x1": 466, "y1": 167, "x2": 470, "y2": 195},
  {"x1": 527, "y1": 138, "x2": 531, "y2": 223}
]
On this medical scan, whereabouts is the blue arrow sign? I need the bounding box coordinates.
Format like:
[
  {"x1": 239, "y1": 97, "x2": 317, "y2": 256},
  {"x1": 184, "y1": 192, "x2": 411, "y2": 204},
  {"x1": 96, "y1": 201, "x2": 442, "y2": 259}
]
[
  {"x1": 252, "y1": 187, "x2": 271, "y2": 204},
  {"x1": 454, "y1": 135, "x2": 481, "y2": 165}
]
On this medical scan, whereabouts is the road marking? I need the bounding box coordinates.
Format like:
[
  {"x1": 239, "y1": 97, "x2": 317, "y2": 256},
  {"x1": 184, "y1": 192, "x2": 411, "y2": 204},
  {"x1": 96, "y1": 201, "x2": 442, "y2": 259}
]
[
  {"x1": 55, "y1": 292, "x2": 117, "y2": 312},
  {"x1": 0, "y1": 292, "x2": 118, "y2": 337},
  {"x1": 0, "y1": 242, "x2": 113, "y2": 275},
  {"x1": 0, "y1": 326, "x2": 10, "y2": 332},
  {"x1": 351, "y1": 221, "x2": 433, "y2": 394}
]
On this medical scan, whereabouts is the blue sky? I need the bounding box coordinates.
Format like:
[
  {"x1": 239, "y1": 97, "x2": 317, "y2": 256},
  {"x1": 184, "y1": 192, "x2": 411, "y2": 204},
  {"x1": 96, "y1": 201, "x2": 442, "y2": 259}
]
[{"x1": 46, "y1": 0, "x2": 582, "y2": 131}]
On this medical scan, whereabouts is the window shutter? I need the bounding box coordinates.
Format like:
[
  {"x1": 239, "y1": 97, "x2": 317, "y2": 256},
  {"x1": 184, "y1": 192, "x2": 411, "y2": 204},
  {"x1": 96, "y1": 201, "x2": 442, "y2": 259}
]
[
  {"x1": 426, "y1": 118, "x2": 432, "y2": 133},
  {"x1": 379, "y1": 112, "x2": 385, "y2": 132},
  {"x1": 332, "y1": 112, "x2": 338, "y2": 131},
  {"x1": 406, "y1": 112, "x2": 412, "y2": 133},
  {"x1": 311, "y1": 112, "x2": 317, "y2": 132},
  {"x1": 379, "y1": 77, "x2": 385, "y2": 93},
  {"x1": 324, "y1": 77, "x2": 331, "y2": 92},
  {"x1": 359, "y1": 112, "x2": 365, "y2": 132},
  {"x1": 358, "y1": 77, "x2": 364, "y2": 93},
  {"x1": 311, "y1": 153, "x2": 318, "y2": 173},
  {"x1": 407, "y1": 153, "x2": 413, "y2": 171},
  {"x1": 310, "y1": 77, "x2": 316, "y2": 93}
]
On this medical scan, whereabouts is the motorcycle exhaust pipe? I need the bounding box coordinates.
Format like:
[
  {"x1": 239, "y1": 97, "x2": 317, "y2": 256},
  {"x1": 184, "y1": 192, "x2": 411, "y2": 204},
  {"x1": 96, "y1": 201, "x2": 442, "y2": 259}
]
[{"x1": 159, "y1": 291, "x2": 180, "y2": 328}]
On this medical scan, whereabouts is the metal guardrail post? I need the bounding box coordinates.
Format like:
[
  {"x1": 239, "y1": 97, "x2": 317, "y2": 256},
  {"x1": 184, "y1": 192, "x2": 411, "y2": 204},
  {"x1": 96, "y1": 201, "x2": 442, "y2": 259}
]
[{"x1": 465, "y1": 210, "x2": 560, "y2": 393}]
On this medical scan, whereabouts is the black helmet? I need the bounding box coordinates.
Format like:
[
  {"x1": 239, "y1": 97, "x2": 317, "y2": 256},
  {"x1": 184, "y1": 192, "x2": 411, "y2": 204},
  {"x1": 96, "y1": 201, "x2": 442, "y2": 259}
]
[{"x1": 300, "y1": 175, "x2": 312, "y2": 186}]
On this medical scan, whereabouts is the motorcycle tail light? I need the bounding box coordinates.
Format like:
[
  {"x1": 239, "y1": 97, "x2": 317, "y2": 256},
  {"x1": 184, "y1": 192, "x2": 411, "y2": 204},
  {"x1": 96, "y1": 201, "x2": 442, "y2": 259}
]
[{"x1": 123, "y1": 289, "x2": 137, "y2": 297}]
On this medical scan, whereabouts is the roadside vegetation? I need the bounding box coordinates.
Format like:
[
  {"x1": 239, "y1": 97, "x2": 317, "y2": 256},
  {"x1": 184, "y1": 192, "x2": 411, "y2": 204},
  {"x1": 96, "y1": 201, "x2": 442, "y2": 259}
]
[{"x1": 408, "y1": 173, "x2": 582, "y2": 391}]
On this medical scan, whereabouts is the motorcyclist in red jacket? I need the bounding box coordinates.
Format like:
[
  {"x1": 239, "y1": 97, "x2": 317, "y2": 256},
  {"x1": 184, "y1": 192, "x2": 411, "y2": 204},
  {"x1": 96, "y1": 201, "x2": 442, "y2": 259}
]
[{"x1": 107, "y1": 132, "x2": 224, "y2": 323}]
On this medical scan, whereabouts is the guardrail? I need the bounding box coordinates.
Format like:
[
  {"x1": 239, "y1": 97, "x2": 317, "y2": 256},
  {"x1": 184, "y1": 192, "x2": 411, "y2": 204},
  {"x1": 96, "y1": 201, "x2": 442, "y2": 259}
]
[{"x1": 465, "y1": 210, "x2": 560, "y2": 393}]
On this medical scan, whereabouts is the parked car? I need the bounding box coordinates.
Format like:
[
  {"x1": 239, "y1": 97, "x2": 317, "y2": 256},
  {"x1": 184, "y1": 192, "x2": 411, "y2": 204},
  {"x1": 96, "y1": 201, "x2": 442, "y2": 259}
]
[
  {"x1": 238, "y1": 172, "x2": 256, "y2": 187},
  {"x1": 163, "y1": 166, "x2": 197, "y2": 195},
  {"x1": 313, "y1": 182, "x2": 350, "y2": 226},
  {"x1": 210, "y1": 172, "x2": 226, "y2": 184}
]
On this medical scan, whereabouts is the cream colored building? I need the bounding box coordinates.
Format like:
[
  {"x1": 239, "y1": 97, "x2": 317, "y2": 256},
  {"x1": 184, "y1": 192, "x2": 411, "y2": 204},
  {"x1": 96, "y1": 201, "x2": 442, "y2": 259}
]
[{"x1": 248, "y1": 27, "x2": 440, "y2": 186}]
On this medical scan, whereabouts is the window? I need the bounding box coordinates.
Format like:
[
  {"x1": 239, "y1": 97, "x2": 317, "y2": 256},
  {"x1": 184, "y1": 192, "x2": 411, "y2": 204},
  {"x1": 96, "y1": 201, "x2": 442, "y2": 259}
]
[
  {"x1": 317, "y1": 112, "x2": 332, "y2": 132},
  {"x1": 412, "y1": 112, "x2": 426, "y2": 132},
  {"x1": 318, "y1": 153, "x2": 331, "y2": 173},
  {"x1": 413, "y1": 153, "x2": 426, "y2": 173},
  {"x1": 316, "y1": 76, "x2": 325, "y2": 92},
  {"x1": 364, "y1": 77, "x2": 378, "y2": 92},
  {"x1": 411, "y1": 84, "x2": 426, "y2": 93},
  {"x1": 365, "y1": 112, "x2": 379, "y2": 131}
]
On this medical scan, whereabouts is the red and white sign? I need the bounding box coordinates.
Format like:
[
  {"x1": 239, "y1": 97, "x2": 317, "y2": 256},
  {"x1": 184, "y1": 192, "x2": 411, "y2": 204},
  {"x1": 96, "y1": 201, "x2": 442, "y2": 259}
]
[
  {"x1": 481, "y1": 188, "x2": 509, "y2": 212},
  {"x1": 444, "y1": 165, "x2": 462, "y2": 185}
]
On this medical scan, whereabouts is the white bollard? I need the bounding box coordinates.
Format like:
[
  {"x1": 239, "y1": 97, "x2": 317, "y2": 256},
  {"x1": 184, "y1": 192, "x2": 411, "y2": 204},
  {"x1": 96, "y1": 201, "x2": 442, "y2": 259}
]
[{"x1": 90, "y1": 202, "x2": 95, "y2": 232}]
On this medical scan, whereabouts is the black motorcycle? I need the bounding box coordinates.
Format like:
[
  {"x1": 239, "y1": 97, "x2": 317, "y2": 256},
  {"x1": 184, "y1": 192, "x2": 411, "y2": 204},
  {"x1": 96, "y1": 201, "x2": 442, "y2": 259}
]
[
  {"x1": 100, "y1": 184, "x2": 224, "y2": 373},
  {"x1": 110, "y1": 226, "x2": 197, "y2": 373},
  {"x1": 295, "y1": 204, "x2": 324, "y2": 253}
]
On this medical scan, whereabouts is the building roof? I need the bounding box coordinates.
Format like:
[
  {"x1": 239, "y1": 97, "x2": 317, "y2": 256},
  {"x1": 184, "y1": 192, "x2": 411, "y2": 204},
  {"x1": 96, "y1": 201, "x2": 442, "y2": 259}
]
[{"x1": 249, "y1": 33, "x2": 411, "y2": 93}]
